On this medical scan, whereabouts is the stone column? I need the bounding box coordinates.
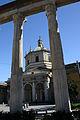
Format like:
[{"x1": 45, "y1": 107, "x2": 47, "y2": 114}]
[
  {"x1": 46, "y1": 3, "x2": 71, "y2": 112},
  {"x1": 32, "y1": 81, "x2": 36, "y2": 102},
  {"x1": 44, "y1": 81, "x2": 48, "y2": 102},
  {"x1": 10, "y1": 13, "x2": 25, "y2": 113}
]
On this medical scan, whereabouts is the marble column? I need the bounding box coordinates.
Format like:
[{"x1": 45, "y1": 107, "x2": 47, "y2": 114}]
[
  {"x1": 32, "y1": 82, "x2": 36, "y2": 102},
  {"x1": 44, "y1": 81, "x2": 48, "y2": 102},
  {"x1": 10, "y1": 13, "x2": 25, "y2": 113},
  {"x1": 46, "y1": 3, "x2": 71, "y2": 112}
]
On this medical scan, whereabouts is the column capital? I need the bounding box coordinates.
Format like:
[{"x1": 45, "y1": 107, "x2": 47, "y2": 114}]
[
  {"x1": 45, "y1": 3, "x2": 57, "y2": 18},
  {"x1": 11, "y1": 12, "x2": 26, "y2": 74},
  {"x1": 13, "y1": 12, "x2": 26, "y2": 25}
]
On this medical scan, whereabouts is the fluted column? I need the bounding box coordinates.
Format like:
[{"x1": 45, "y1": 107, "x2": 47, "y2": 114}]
[
  {"x1": 46, "y1": 3, "x2": 71, "y2": 112},
  {"x1": 10, "y1": 13, "x2": 25, "y2": 113},
  {"x1": 32, "y1": 82, "x2": 36, "y2": 102}
]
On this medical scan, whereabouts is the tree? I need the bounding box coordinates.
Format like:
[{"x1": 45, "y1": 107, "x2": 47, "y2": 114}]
[{"x1": 68, "y1": 80, "x2": 78, "y2": 102}]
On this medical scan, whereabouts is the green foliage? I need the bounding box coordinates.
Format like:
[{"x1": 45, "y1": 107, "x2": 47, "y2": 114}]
[
  {"x1": 68, "y1": 80, "x2": 78, "y2": 102},
  {"x1": 72, "y1": 103, "x2": 80, "y2": 109}
]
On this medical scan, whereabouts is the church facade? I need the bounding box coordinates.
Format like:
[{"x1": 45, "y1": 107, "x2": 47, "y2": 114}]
[{"x1": 23, "y1": 37, "x2": 53, "y2": 103}]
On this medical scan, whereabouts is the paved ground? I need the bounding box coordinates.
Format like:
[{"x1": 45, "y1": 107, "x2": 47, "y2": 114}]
[
  {"x1": 0, "y1": 104, "x2": 80, "y2": 120},
  {"x1": 0, "y1": 104, "x2": 10, "y2": 112},
  {"x1": 0, "y1": 104, "x2": 56, "y2": 113}
]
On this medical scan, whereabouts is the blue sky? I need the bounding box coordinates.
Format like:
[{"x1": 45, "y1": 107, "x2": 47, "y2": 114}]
[{"x1": 0, "y1": 1, "x2": 80, "y2": 82}]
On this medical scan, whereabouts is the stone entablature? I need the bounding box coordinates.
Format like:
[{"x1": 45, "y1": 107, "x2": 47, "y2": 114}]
[{"x1": 0, "y1": 0, "x2": 79, "y2": 17}]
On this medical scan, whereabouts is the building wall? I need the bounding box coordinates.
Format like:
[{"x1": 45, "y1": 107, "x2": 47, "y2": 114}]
[
  {"x1": 0, "y1": 62, "x2": 80, "y2": 104},
  {"x1": 25, "y1": 50, "x2": 52, "y2": 71},
  {"x1": 0, "y1": 85, "x2": 7, "y2": 103}
]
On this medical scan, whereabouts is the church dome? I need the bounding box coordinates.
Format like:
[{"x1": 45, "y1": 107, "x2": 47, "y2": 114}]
[{"x1": 34, "y1": 46, "x2": 47, "y2": 51}]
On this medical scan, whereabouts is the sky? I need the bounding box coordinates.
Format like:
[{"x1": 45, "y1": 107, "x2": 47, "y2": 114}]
[{"x1": 0, "y1": 0, "x2": 80, "y2": 82}]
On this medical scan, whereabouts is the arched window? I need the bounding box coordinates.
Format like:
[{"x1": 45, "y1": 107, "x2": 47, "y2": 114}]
[
  {"x1": 36, "y1": 56, "x2": 39, "y2": 62},
  {"x1": 24, "y1": 84, "x2": 32, "y2": 102}
]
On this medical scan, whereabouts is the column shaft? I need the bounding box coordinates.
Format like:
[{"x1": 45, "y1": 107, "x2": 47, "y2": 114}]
[
  {"x1": 10, "y1": 13, "x2": 25, "y2": 113},
  {"x1": 32, "y1": 82, "x2": 36, "y2": 102},
  {"x1": 46, "y1": 4, "x2": 71, "y2": 112},
  {"x1": 11, "y1": 13, "x2": 24, "y2": 73},
  {"x1": 44, "y1": 81, "x2": 48, "y2": 102}
]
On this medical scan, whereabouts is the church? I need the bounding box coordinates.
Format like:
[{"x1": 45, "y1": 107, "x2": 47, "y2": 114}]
[
  {"x1": 23, "y1": 37, "x2": 53, "y2": 103},
  {"x1": 0, "y1": 37, "x2": 80, "y2": 104}
]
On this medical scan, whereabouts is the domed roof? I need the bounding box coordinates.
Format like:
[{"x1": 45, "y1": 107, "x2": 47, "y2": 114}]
[
  {"x1": 34, "y1": 46, "x2": 47, "y2": 51},
  {"x1": 34, "y1": 36, "x2": 48, "y2": 52}
]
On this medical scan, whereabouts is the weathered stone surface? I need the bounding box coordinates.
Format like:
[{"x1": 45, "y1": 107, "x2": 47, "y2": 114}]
[
  {"x1": 0, "y1": 0, "x2": 79, "y2": 24},
  {"x1": 46, "y1": 3, "x2": 71, "y2": 112},
  {"x1": 10, "y1": 74, "x2": 23, "y2": 113},
  {"x1": 10, "y1": 13, "x2": 25, "y2": 113}
]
